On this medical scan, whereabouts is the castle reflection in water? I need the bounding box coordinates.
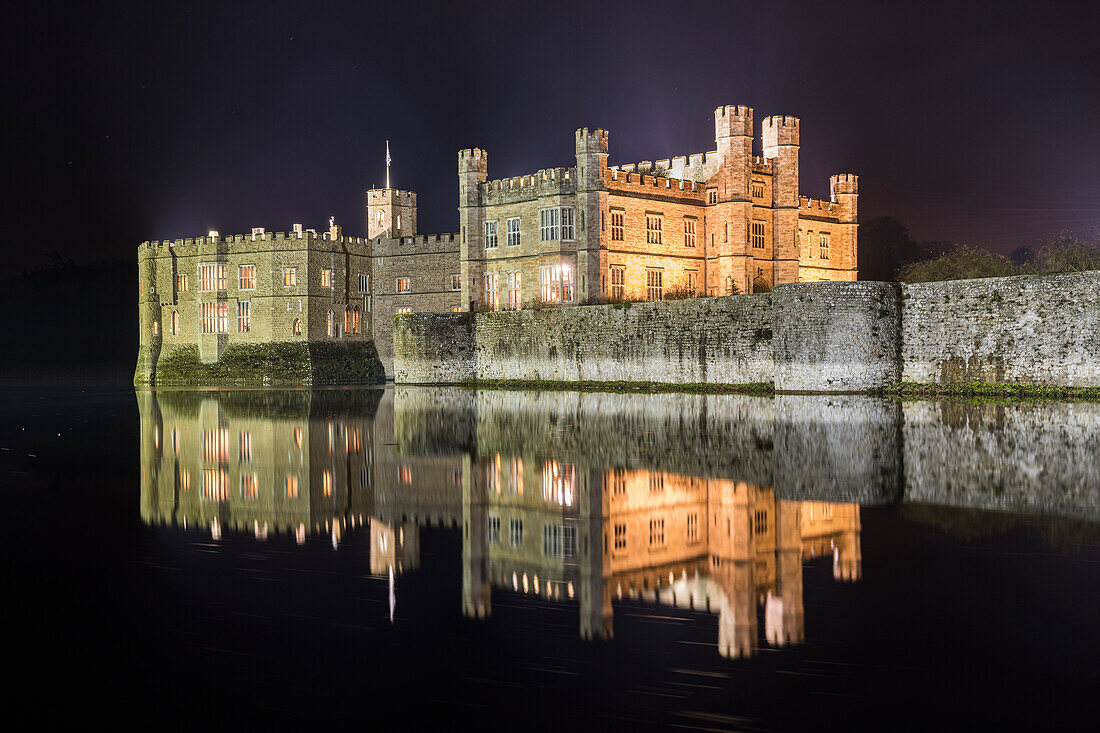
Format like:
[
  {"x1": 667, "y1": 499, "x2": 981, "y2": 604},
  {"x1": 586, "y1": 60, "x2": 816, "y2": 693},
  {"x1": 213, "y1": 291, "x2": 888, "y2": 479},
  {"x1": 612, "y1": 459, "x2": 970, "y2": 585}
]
[{"x1": 139, "y1": 388, "x2": 865, "y2": 659}]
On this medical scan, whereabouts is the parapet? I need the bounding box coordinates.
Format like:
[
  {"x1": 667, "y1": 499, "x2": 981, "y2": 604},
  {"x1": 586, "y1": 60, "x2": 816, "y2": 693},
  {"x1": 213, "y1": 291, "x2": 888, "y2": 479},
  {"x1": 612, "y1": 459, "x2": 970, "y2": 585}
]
[
  {"x1": 762, "y1": 116, "x2": 800, "y2": 147},
  {"x1": 479, "y1": 167, "x2": 576, "y2": 204},
  {"x1": 139, "y1": 226, "x2": 370, "y2": 253},
  {"x1": 799, "y1": 197, "x2": 839, "y2": 218},
  {"x1": 830, "y1": 173, "x2": 858, "y2": 197},
  {"x1": 714, "y1": 105, "x2": 753, "y2": 139},
  {"x1": 367, "y1": 188, "x2": 417, "y2": 204},
  {"x1": 376, "y1": 232, "x2": 459, "y2": 255},
  {"x1": 607, "y1": 169, "x2": 705, "y2": 202},
  {"x1": 575, "y1": 127, "x2": 609, "y2": 154}
]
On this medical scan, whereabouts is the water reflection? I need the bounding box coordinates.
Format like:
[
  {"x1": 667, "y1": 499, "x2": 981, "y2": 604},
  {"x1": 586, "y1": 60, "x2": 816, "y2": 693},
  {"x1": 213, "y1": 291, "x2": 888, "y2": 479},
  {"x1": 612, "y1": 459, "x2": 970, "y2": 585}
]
[{"x1": 138, "y1": 387, "x2": 1099, "y2": 658}]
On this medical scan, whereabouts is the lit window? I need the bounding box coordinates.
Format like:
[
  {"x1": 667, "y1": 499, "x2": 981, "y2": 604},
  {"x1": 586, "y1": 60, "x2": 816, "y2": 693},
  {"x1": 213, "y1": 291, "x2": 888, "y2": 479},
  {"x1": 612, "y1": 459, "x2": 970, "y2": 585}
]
[
  {"x1": 451, "y1": 306, "x2": 460, "y2": 312},
  {"x1": 560, "y1": 207, "x2": 575, "y2": 240},
  {"x1": 292, "y1": 318, "x2": 302, "y2": 336},
  {"x1": 176, "y1": 274, "x2": 190, "y2": 292},
  {"x1": 683, "y1": 218, "x2": 696, "y2": 247},
  {"x1": 610, "y1": 210, "x2": 624, "y2": 241},
  {"x1": 396, "y1": 277, "x2": 411, "y2": 293},
  {"x1": 506, "y1": 217, "x2": 521, "y2": 246},
  {"x1": 152, "y1": 320, "x2": 159, "y2": 336},
  {"x1": 238, "y1": 264, "x2": 256, "y2": 290},
  {"x1": 451, "y1": 274, "x2": 461, "y2": 291},
  {"x1": 538, "y1": 207, "x2": 560, "y2": 241},
  {"x1": 327, "y1": 310, "x2": 335, "y2": 337},
  {"x1": 484, "y1": 273, "x2": 499, "y2": 311},
  {"x1": 285, "y1": 475, "x2": 298, "y2": 498},
  {"x1": 399, "y1": 465, "x2": 412, "y2": 484},
  {"x1": 241, "y1": 472, "x2": 258, "y2": 500},
  {"x1": 322, "y1": 470, "x2": 332, "y2": 497},
  {"x1": 542, "y1": 460, "x2": 575, "y2": 506},
  {"x1": 646, "y1": 269, "x2": 663, "y2": 301},
  {"x1": 199, "y1": 264, "x2": 227, "y2": 291},
  {"x1": 539, "y1": 265, "x2": 574, "y2": 303},
  {"x1": 819, "y1": 232, "x2": 830, "y2": 260},
  {"x1": 707, "y1": 188, "x2": 718, "y2": 205},
  {"x1": 203, "y1": 468, "x2": 229, "y2": 501},
  {"x1": 507, "y1": 271, "x2": 522, "y2": 309},
  {"x1": 752, "y1": 221, "x2": 766, "y2": 249},
  {"x1": 178, "y1": 468, "x2": 190, "y2": 491},
  {"x1": 201, "y1": 302, "x2": 229, "y2": 333},
  {"x1": 610, "y1": 266, "x2": 625, "y2": 300},
  {"x1": 321, "y1": 268, "x2": 332, "y2": 287},
  {"x1": 283, "y1": 268, "x2": 297, "y2": 287},
  {"x1": 344, "y1": 305, "x2": 361, "y2": 334},
  {"x1": 237, "y1": 301, "x2": 251, "y2": 332},
  {"x1": 484, "y1": 220, "x2": 498, "y2": 249},
  {"x1": 509, "y1": 457, "x2": 523, "y2": 493},
  {"x1": 646, "y1": 214, "x2": 662, "y2": 244},
  {"x1": 294, "y1": 426, "x2": 303, "y2": 448},
  {"x1": 396, "y1": 307, "x2": 412, "y2": 314},
  {"x1": 202, "y1": 428, "x2": 230, "y2": 463}
]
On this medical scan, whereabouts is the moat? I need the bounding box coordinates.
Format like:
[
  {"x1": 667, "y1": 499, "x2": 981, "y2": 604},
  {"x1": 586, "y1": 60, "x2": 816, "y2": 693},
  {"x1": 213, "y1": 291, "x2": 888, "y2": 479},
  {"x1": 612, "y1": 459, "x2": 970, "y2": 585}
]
[{"x1": 3, "y1": 381, "x2": 1097, "y2": 730}]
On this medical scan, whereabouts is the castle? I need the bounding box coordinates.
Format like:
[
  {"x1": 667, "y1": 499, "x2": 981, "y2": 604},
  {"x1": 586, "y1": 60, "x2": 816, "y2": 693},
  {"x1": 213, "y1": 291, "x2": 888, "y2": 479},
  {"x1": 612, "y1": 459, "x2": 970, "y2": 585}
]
[{"x1": 136, "y1": 104, "x2": 857, "y2": 383}]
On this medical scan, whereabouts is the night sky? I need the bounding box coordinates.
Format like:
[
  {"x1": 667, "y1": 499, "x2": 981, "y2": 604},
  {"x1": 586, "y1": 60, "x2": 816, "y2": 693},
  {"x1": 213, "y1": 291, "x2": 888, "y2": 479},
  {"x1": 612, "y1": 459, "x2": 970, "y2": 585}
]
[{"x1": 4, "y1": 0, "x2": 1098, "y2": 278}]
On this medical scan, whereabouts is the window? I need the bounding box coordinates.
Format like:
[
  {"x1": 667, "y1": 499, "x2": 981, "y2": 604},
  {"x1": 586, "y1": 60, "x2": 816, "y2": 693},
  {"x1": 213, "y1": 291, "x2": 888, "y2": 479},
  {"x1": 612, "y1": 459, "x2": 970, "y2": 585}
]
[
  {"x1": 396, "y1": 277, "x2": 411, "y2": 293},
  {"x1": 752, "y1": 221, "x2": 766, "y2": 249},
  {"x1": 152, "y1": 320, "x2": 159, "y2": 336},
  {"x1": 687, "y1": 513, "x2": 699, "y2": 543},
  {"x1": 610, "y1": 266, "x2": 625, "y2": 300},
  {"x1": 321, "y1": 268, "x2": 332, "y2": 287},
  {"x1": 542, "y1": 460, "x2": 575, "y2": 506},
  {"x1": 241, "y1": 472, "x2": 258, "y2": 500},
  {"x1": 614, "y1": 523, "x2": 627, "y2": 551},
  {"x1": 509, "y1": 518, "x2": 524, "y2": 546},
  {"x1": 610, "y1": 467, "x2": 626, "y2": 496},
  {"x1": 451, "y1": 306, "x2": 461, "y2": 312},
  {"x1": 238, "y1": 264, "x2": 256, "y2": 290},
  {"x1": 199, "y1": 264, "x2": 227, "y2": 291},
  {"x1": 201, "y1": 302, "x2": 228, "y2": 333},
  {"x1": 396, "y1": 307, "x2": 412, "y2": 314},
  {"x1": 538, "y1": 207, "x2": 560, "y2": 241},
  {"x1": 239, "y1": 431, "x2": 252, "y2": 462},
  {"x1": 752, "y1": 180, "x2": 765, "y2": 198},
  {"x1": 509, "y1": 457, "x2": 523, "y2": 493},
  {"x1": 292, "y1": 318, "x2": 302, "y2": 336},
  {"x1": 507, "y1": 272, "x2": 522, "y2": 309},
  {"x1": 358, "y1": 273, "x2": 370, "y2": 292},
  {"x1": 399, "y1": 465, "x2": 412, "y2": 484},
  {"x1": 294, "y1": 426, "x2": 303, "y2": 448},
  {"x1": 707, "y1": 188, "x2": 718, "y2": 205},
  {"x1": 237, "y1": 301, "x2": 251, "y2": 332},
  {"x1": 819, "y1": 232, "x2": 830, "y2": 260},
  {"x1": 488, "y1": 516, "x2": 501, "y2": 544},
  {"x1": 754, "y1": 510, "x2": 768, "y2": 536},
  {"x1": 542, "y1": 524, "x2": 563, "y2": 557},
  {"x1": 484, "y1": 220, "x2": 498, "y2": 249},
  {"x1": 484, "y1": 273, "x2": 499, "y2": 311},
  {"x1": 684, "y1": 218, "x2": 696, "y2": 247},
  {"x1": 326, "y1": 310, "x2": 335, "y2": 337},
  {"x1": 610, "y1": 210, "x2": 624, "y2": 241},
  {"x1": 345, "y1": 305, "x2": 360, "y2": 334},
  {"x1": 560, "y1": 207, "x2": 575, "y2": 240},
  {"x1": 506, "y1": 217, "x2": 521, "y2": 246},
  {"x1": 203, "y1": 468, "x2": 229, "y2": 501},
  {"x1": 646, "y1": 214, "x2": 663, "y2": 244},
  {"x1": 322, "y1": 470, "x2": 332, "y2": 497},
  {"x1": 451, "y1": 274, "x2": 461, "y2": 291},
  {"x1": 685, "y1": 270, "x2": 698, "y2": 293},
  {"x1": 646, "y1": 269, "x2": 663, "y2": 301},
  {"x1": 563, "y1": 525, "x2": 577, "y2": 558},
  {"x1": 649, "y1": 517, "x2": 666, "y2": 547},
  {"x1": 539, "y1": 265, "x2": 574, "y2": 303},
  {"x1": 283, "y1": 268, "x2": 297, "y2": 287},
  {"x1": 285, "y1": 475, "x2": 298, "y2": 498},
  {"x1": 176, "y1": 274, "x2": 189, "y2": 292},
  {"x1": 649, "y1": 472, "x2": 664, "y2": 492},
  {"x1": 170, "y1": 310, "x2": 179, "y2": 335}
]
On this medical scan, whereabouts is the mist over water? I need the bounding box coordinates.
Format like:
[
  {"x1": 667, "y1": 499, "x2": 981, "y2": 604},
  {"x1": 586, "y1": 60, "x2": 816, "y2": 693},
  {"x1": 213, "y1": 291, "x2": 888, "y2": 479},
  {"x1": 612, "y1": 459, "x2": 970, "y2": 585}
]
[{"x1": 4, "y1": 384, "x2": 1097, "y2": 729}]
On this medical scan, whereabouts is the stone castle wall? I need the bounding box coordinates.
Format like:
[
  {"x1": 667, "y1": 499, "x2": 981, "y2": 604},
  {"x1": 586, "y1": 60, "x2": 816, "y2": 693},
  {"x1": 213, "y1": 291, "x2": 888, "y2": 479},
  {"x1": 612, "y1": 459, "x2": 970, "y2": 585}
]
[
  {"x1": 901, "y1": 272, "x2": 1100, "y2": 386},
  {"x1": 393, "y1": 272, "x2": 1100, "y2": 393}
]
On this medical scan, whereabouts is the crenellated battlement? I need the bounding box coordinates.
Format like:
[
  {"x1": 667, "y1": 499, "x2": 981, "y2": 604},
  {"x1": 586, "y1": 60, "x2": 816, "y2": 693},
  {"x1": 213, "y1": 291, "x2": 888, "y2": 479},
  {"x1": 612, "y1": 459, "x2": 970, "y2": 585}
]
[
  {"x1": 139, "y1": 227, "x2": 370, "y2": 252},
  {"x1": 763, "y1": 115, "x2": 800, "y2": 148},
  {"x1": 479, "y1": 166, "x2": 577, "y2": 203},
  {"x1": 367, "y1": 188, "x2": 416, "y2": 202},
  {"x1": 607, "y1": 169, "x2": 705, "y2": 201},
  {"x1": 575, "y1": 127, "x2": 609, "y2": 153},
  {"x1": 374, "y1": 232, "x2": 459, "y2": 255},
  {"x1": 798, "y1": 197, "x2": 839, "y2": 218},
  {"x1": 611, "y1": 149, "x2": 721, "y2": 183},
  {"x1": 459, "y1": 147, "x2": 486, "y2": 164},
  {"x1": 752, "y1": 156, "x2": 775, "y2": 173},
  {"x1": 715, "y1": 105, "x2": 754, "y2": 139},
  {"x1": 829, "y1": 174, "x2": 859, "y2": 196}
]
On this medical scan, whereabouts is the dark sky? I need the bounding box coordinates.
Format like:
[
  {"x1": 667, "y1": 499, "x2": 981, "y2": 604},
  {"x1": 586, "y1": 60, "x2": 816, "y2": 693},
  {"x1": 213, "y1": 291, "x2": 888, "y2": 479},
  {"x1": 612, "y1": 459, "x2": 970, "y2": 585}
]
[{"x1": 4, "y1": 0, "x2": 1098, "y2": 277}]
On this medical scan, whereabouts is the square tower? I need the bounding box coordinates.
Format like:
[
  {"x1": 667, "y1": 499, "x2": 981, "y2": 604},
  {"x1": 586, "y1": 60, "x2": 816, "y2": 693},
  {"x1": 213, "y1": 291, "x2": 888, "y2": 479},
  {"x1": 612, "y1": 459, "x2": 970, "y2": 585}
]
[{"x1": 367, "y1": 188, "x2": 417, "y2": 240}]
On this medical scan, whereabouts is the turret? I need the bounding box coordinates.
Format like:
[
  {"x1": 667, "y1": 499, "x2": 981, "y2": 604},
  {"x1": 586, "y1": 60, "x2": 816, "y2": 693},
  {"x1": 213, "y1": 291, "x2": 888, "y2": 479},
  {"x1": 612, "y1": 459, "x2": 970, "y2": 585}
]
[
  {"x1": 458, "y1": 148, "x2": 488, "y2": 311},
  {"x1": 762, "y1": 116, "x2": 801, "y2": 284},
  {"x1": 830, "y1": 174, "x2": 859, "y2": 224},
  {"x1": 366, "y1": 188, "x2": 417, "y2": 240},
  {"x1": 575, "y1": 129, "x2": 610, "y2": 302},
  {"x1": 709, "y1": 106, "x2": 755, "y2": 294},
  {"x1": 575, "y1": 127, "x2": 609, "y2": 190}
]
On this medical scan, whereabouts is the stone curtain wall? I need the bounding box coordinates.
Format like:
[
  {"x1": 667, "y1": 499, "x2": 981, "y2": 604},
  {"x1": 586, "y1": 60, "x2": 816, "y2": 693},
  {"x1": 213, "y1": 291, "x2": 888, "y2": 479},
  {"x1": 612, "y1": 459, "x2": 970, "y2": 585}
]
[
  {"x1": 475, "y1": 296, "x2": 774, "y2": 385},
  {"x1": 392, "y1": 271, "x2": 1100, "y2": 392},
  {"x1": 772, "y1": 282, "x2": 901, "y2": 392},
  {"x1": 902, "y1": 272, "x2": 1100, "y2": 386}
]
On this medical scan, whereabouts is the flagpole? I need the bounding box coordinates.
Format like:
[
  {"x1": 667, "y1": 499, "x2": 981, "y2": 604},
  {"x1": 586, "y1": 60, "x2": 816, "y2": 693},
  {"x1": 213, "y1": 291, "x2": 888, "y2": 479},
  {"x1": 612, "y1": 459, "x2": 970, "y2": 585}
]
[{"x1": 386, "y1": 140, "x2": 391, "y2": 189}]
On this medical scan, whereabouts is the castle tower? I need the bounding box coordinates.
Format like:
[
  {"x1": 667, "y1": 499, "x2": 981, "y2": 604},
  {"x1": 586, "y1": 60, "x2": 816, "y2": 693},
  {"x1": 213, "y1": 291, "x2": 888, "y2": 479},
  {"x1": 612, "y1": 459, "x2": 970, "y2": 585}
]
[
  {"x1": 762, "y1": 116, "x2": 801, "y2": 286},
  {"x1": 710, "y1": 105, "x2": 754, "y2": 295},
  {"x1": 575, "y1": 128, "x2": 609, "y2": 303},
  {"x1": 830, "y1": 174, "x2": 860, "y2": 277},
  {"x1": 579, "y1": 467, "x2": 613, "y2": 640},
  {"x1": 461, "y1": 455, "x2": 492, "y2": 619},
  {"x1": 712, "y1": 480, "x2": 758, "y2": 658},
  {"x1": 765, "y1": 500, "x2": 805, "y2": 646},
  {"x1": 366, "y1": 188, "x2": 417, "y2": 240},
  {"x1": 457, "y1": 148, "x2": 487, "y2": 311}
]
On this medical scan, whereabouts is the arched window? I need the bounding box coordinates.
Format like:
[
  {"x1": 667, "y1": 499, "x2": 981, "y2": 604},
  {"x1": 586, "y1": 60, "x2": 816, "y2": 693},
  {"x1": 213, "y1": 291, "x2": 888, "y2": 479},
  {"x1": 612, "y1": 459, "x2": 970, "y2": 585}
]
[
  {"x1": 344, "y1": 306, "x2": 353, "y2": 335},
  {"x1": 327, "y1": 310, "x2": 334, "y2": 337},
  {"x1": 292, "y1": 318, "x2": 302, "y2": 336},
  {"x1": 752, "y1": 277, "x2": 771, "y2": 294},
  {"x1": 152, "y1": 319, "x2": 159, "y2": 336},
  {"x1": 171, "y1": 311, "x2": 178, "y2": 335},
  {"x1": 352, "y1": 306, "x2": 361, "y2": 334}
]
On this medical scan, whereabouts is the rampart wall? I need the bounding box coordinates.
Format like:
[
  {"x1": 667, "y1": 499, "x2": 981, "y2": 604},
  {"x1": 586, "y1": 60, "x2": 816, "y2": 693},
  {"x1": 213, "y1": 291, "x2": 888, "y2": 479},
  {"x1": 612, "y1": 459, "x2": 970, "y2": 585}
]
[{"x1": 393, "y1": 272, "x2": 1100, "y2": 393}]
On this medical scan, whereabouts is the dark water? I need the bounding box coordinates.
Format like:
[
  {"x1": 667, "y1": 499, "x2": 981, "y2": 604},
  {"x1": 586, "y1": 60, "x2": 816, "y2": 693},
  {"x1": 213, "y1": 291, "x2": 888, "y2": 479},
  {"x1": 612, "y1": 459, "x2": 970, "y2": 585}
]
[{"x1": 3, "y1": 382, "x2": 1098, "y2": 730}]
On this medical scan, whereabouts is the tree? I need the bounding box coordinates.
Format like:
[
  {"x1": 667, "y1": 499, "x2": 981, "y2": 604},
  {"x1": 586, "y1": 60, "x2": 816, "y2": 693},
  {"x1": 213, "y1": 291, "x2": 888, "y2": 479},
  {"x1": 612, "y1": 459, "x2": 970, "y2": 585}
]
[
  {"x1": 1031, "y1": 232, "x2": 1100, "y2": 274},
  {"x1": 896, "y1": 245, "x2": 1019, "y2": 283}
]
